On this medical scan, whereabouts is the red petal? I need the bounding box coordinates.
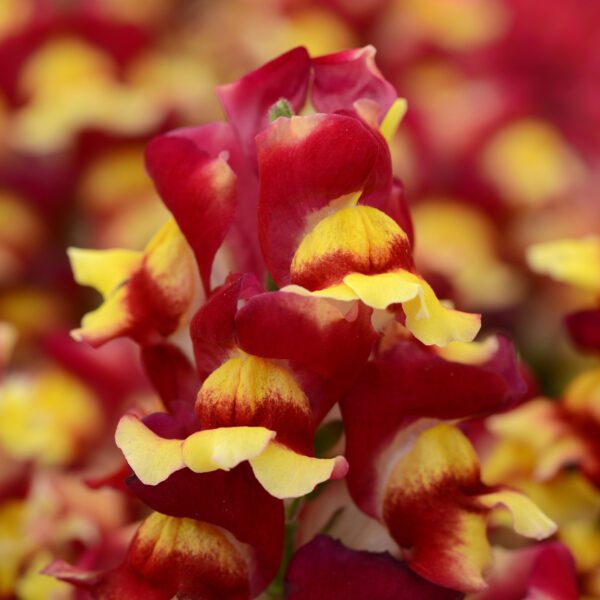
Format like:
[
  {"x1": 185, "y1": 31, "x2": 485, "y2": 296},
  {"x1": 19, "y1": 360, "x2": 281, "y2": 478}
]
[
  {"x1": 217, "y1": 47, "x2": 311, "y2": 162},
  {"x1": 312, "y1": 46, "x2": 397, "y2": 117},
  {"x1": 141, "y1": 342, "x2": 199, "y2": 410},
  {"x1": 473, "y1": 542, "x2": 578, "y2": 600},
  {"x1": 190, "y1": 273, "x2": 262, "y2": 380},
  {"x1": 565, "y1": 309, "x2": 600, "y2": 353},
  {"x1": 236, "y1": 292, "x2": 375, "y2": 378},
  {"x1": 145, "y1": 123, "x2": 238, "y2": 293},
  {"x1": 285, "y1": 536, "x2": 462, "y2": 600}
]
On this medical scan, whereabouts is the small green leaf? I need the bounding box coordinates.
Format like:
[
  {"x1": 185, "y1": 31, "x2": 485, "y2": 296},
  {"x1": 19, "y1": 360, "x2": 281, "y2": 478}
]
[{"x1": 269, "y1": 98, "x2": 294, "y2": 121}]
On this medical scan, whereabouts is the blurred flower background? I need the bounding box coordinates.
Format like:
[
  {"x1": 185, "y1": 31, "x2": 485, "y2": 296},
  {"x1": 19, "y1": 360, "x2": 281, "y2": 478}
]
[{"x1": 0, "y1": 0, "x2": 599, "y2": 598}]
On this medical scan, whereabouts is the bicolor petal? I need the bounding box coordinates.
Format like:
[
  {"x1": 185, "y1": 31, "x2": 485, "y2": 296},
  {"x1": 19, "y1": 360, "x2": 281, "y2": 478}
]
[
  {"x1": 145, "y1": 123, "x2": 239, "y2": 293},
  {"x1": 48, "y1": 512, "x2": 252, "y2": 600},
  {"x1": 69, "y1": 219, "x2": 196, "y2": 347},
  {"x1": 290, "y1": 205, "x2": 413, "y2": 292},
  {"x1": 117, "y1": 410, "x2": 345, "y2": 500},
  {"x1": 343, "y1": 270, "x2": 481, "y2": 346},
  {"x1": 68, "y1": 248, "x2": 142, "y2": 298},
  {"x1": 381, "y1": 424, "x2": 555, "y2": 591},
  {"x1": 195, "y1": 354, "x2": 313, "y2": 453},
  {"x1": 235, "y1": 290, "x2": 375, "y2": 379},
  {"x1": 127, "y1": 465, "x2": 285, "y2": 595},
  {"x1": 284, "y1": 200, "x2": 478, "y2": 346},
  {"x1": 127, "y1": 512, "x2": 251, "y2": 599},
  {"x1": 257, "y1": 113, "x2": 393, "y2": 285},
  {"x1": 342, "y1": 335, "x2": 526, "y2": 515}
]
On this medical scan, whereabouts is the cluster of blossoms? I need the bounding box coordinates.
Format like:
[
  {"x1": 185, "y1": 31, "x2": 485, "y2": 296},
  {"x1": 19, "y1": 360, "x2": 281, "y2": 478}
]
[
  {"x1": 37, "y1": 46, "x2": 570, "y2": 598},
  {"x1": 1, "y1": 0, "x2": 600, "y2": 599}
]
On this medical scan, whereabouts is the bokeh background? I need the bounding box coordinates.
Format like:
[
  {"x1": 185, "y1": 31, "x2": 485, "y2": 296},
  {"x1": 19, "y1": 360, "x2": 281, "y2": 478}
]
[{"x1": 0, "y1": 0, "x2": 599, "y2": 597}]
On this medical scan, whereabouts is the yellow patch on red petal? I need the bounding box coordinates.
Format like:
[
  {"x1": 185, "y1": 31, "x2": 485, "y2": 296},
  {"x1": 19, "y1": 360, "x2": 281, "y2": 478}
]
[
  {"x1": 527, "y1": 237, "x2": 600, "y2": 292},
  {"x1": 182, "y1": 427, "x2": 275, "y2": 473},
  {"x1": 197, "y1": 355, "x2": 311, "y2": 421},
  {"x1": 115, "y1": 415, "x2": 185, "y2": 485},
  {"x1": 140, "y1": 217, "x2": 197, "y2": 312},
  {"x1": 196, "y1": 354, "x2": 313, "y2": 451},
  {"x1": 249, "y1": 442, "x2": 348, "y2": 499},
  {"x1": 385, "y1": 423, "x2": 481, "y2": 496},
  {"x1": 291, "y1": 205, "x2": 412, "y2": 291},
  {"x1": 130, "y1": 512, "x2": 249, "y2": 598},
  {"x1": 383, "y1": 424, "x2": 491, "y2": 591}
]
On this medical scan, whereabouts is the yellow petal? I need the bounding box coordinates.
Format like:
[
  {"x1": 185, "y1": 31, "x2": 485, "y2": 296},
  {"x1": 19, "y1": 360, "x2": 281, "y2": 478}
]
[
  {"x1": 182, "y1": 427, "x2": 275, "y2": 473},
  {"x1": 478, "y1": 489, "x2": 557, "y2": 539},
  {"x1": 402, "y1": 276, "x2": 481, "y2": 346},
  {"x1": 380, "y1": 98, "x2": 408, "y2": 144},
  {"x1": 341, "y1": 270, "x2": 481, "y2": 346},
  {"x1": 343, "y1": 271, "x2": 422, "y2": 310},
  {"x1": 115, "y1": 415, "x2": 185, "y2": 485},
  {"x1": 67, "y1": 247, "x2": 141, "y2": 297},
  {"x1": 436, "y1": 336, "x2": 499, "y2": 365},
  {"x1": 249, "y1": 442, "x2": 348, "y2": 499},
  {"x1": 481, "y1": 119, "x2": 584, "y2": 207},
  {"x1": 526, "y1": 237, "x2": 600, "y2": 292},
  {"x1": 0, "y1": 368, "x2": 102, "y2": 466},
  {"x1": 71, "y1": 287, "x2": 130, "y2": 345}
]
